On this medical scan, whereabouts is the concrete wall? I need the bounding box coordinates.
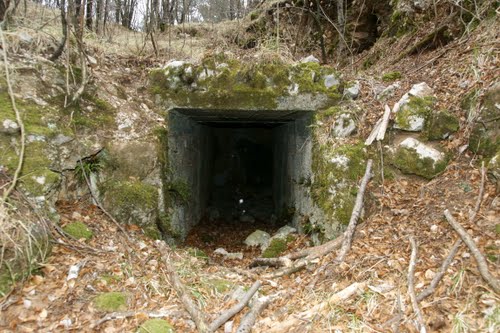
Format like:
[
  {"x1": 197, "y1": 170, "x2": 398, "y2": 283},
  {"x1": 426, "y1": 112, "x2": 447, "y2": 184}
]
[{"x1": 166, "y1": 111, "x2": 212, "y2": 239}]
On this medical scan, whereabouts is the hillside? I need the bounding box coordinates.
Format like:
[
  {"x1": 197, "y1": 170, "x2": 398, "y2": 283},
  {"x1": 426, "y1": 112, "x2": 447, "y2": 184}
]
[{"x1": 0, "y1": 1, "x2": 499, "y2": 332}]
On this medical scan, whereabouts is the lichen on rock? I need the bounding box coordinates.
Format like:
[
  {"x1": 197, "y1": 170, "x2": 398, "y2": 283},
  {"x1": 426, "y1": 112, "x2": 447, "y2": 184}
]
[
  {"x1": 423, "y1": 110, "x2": 460, "y2": 140},
  {"x1": 468, "y1": 83, "x2": 499, "y2": 157}
]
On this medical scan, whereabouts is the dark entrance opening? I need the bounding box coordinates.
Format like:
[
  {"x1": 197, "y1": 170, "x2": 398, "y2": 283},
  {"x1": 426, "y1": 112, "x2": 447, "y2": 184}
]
[{"x1": 165, "y1": 108, "x2": 314, "y2": 249}]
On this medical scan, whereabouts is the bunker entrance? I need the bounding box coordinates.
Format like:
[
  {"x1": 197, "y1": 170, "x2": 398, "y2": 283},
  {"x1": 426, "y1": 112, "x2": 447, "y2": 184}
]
[{"x1": 166, "y1": 109, "x2": 314, "y2": 245}]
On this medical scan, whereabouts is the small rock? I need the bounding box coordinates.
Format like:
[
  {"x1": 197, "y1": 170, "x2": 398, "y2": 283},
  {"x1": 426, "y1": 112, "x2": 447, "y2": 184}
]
[
  {"x1": 398, "y1": 82, "x2": 434, "y2": 106},
  {"x1": 51, "y1": 134, "x2": 74, "y2": 146},
  {"x1": 165, "y1": 60, "x2": 185, "y2": 68},
  {"x1": 1, "y1": 119, "x2": 19, "y2": 134},
  {"x1": 27, "y1": 134, "x2": 46, "y2": 143},
  {"x1": 244, "y1": 230, "x2": 271, "y2": 250},
  {"x1": 274, "y1": 225, "x2": 296, "y2": 239},
  {"x1": 18, "y1": 32, "x2": 33, "y2": 44},
  {"x1": 87, "y1": 55, "x2": 98, "y2": 67},
  {"x1": 300, "y1": 55, "x2": 320, "y2": 63},
  {"x1": 331, "y1": 113, "x2": 357, "y2": 138},
  {"x1": 324, "y1": 74, "x2": 340, "y2": 89},
  {"x1": 344, "y1": 80, "x2": 360, "y2": 99},
  {"x1": 430, "y1": 225, "x2": 439, "y2": 233},
  {"x1": 376, "y1": 82, "x2": 400, "y2": 100}
]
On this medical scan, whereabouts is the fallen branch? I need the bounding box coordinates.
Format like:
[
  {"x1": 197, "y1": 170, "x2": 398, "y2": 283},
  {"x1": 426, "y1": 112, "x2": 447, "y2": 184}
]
[
  {"x1": 365, "y1": 118, "x2": 382, "y2": 145},
  {"x1": 408, "y1": 237, "x2": 427, "y2": 333},
  {"x1": 469, "y1": 161, "x2": 486, "y2": 223},
  {"x1": 444, "y1": 209, "x2": 500, "y2": 293},
  {"x1": 335, "y1": 159, "x2": 373, "y2": 262},
  {"x1": 267, "y1": 282, "x2": 367, "y2": 332},
  {"x1": 157, "y1": 243, "x2": 263, "y2": 332},
  {"x1": 93, "y1": 309, "x2": 189, "y2": 328},
  {"x1": 235, "y1": 295, "x2": 271, "y2": 333},
  {"x1": 208, "y1": 281, "x2": 261, "y2": 332},
  {"x1": 416, "y1": 239, "x2": 462, "y2": 302},
  {"x1": 376, "y1": 105, "x2": 392, "y2": 141},
  {"x1": 250, "y1": 257, "x2": 292, "y2": 268}
]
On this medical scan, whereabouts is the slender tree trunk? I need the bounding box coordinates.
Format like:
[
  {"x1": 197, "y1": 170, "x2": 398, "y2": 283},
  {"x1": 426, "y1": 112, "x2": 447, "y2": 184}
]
[
  {"x1": 49, "y1": 0, "x2": 68, "y2": 61},
  {"x1": 86, "y1": 0, "x2": 93, "y2": 30}
]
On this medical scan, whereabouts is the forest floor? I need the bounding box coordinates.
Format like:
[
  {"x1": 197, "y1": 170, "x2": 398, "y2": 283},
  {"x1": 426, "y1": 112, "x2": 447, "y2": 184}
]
[{"x1": 1, "y1": 3, "x2": 499, "y2": 333}]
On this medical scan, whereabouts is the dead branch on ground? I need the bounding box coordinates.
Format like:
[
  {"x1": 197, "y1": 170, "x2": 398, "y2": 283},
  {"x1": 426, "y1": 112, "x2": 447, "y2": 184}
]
[
  {"x1": 157, "y1": 243, "x2": 264, "y2": 333},
  {"x1": 470, "y1": 161, "x2": 486, "y2": 223},
  {"x1": 416, "y1": 239, "x2": 462, "y2": 302},
  {"x1": 235, "y1": 295, "x2": 271, "y2": 333},
  {"x1": 444, "y1": 209, "x2": 500, "y2": 293},
  {"x1": 335, "y1": 159, "x2": 373, "y2": 262},
  {"x1": 266, "y1": 282, "x2": 367, "y2": 332},
  {"x1": 407, "y1": 236, "x2": 427, "y2": 333}
]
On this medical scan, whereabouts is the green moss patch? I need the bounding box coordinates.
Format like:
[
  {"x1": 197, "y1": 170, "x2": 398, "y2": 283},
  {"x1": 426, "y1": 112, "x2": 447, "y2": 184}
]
[
  {"x1": 93, "y1": 292, "x2": 127, "y2": 312},
  {"x1": 138, "y1": 319, "x2": 175, "y2": 333},
  {"x1": 187, "y1": 247, "x2": 208, "y2": 260},
  {"x1": 206, "y1": 279, "x2": 233, "y2": 293},
  {"x1": 382, "y1": 71, "x2": 402, "y2": 82},
  {"x1": 150, "y1": 57, "x2": 341, "y2": 110},
  {"x1": 469, "y1": 84, "x2": 499, "y2": 157},
  {"x1": 395, "y1": 96, "x2": 435, "y2": 131},
  {"x1": 262, "y1": 236, "x2": 295, "y2": 258},
  {"x1": 423, "y1": 110, "x2": 459, "y2": 140},
  {"x1": 392, "y1": 145, "x2": 448, "y2": 179},
  {"x1": 311, "y1": 140, "x2": 367, "y2": 231},
  {"x1": 63, "y1": 221, "x2": 93, "y2": 240}
]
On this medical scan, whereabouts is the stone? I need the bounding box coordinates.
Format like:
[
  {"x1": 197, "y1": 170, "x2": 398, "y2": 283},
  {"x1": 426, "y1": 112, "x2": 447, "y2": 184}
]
[
  {"x1": 51, "y1": 134, "x2": 74, "y2": 146},
  {"x1": 213, "y1": 248, "x2": 243, "y2": 260},
  {"x1": 398, "y1": 82, "x2": 434, "y2": 106},
  {"x1": 300, "y1": 55, "x2": 320, "y2": 63},
  {"x1": 273, "y1": 225, "x2": 296, "y2": 239},
  {"x1": 165, "y1": 60, "x2": 185, "y2": 68},
  {"x1": 468, "y1": 83, "x2": 499, "y2": 157},
  {"x1": 392, "y1": 137, "x2": 448, "y2": 179},
  {"x1": 376, "y1": 82, "x2": 400, "y2": 100},
  {"x1": 331, "y1": 113, "x2": 357, "y2": 138},
  {"x1": 394, "y1": 95, "x2": 435, "y2": 132},
  {"x1": 244, "y1": 230, "x2": 270, "y2": 250},
  {"x1": 344, "y1": 81, "x2": 360, "y2": 99},
  {"x1": 1, "y1": 119, "x2": 19, "y2": 134},
  {"x1": 324, "y1": 74, "x2": 340, "y2": 89},
  {"x1": 424, "y1": 110, "x2": 459, "y2": 140}
]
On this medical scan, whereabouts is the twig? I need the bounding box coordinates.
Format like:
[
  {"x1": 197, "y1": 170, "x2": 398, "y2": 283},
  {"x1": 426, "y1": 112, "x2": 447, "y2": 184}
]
[
  {"x1": 444, "y1": 209, "x2": 500, "y2": 293},
  {"x1": 93, "y1": 309, "x2": 188, "y2": 328},
  {"x1": 416, "y1": 239, "x2": 462, "y2": 302},
  {"x1": 209, "y1": 281, "x2": 262, "y2": 332},
  {"x1": 408, "y1": 236, "x2": 427, "y2": 333},
  {"x1": 335, "y1": 159, "x2": 373, "y2": 262},
  {"x1": 0, "y1": 25, "x2": 25, "y2": 201},
  {"x1": 470, "y1": 161, "x2": 486, "y2": 223},
  {"x1": 235, "y1": 296, "x2": 271, "y2": 333}
]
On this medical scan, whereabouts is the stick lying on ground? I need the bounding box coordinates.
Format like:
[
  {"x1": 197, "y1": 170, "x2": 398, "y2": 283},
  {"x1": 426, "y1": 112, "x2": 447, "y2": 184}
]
[
  {"x1": 252, "y1": 159, "x2": 373, "y2": 278},
  {"x1": 444, "y1": 209, "x2": 500, "y2": 293},
  {"x1": 156, "y1": 242, "x2": 264, "y2": 333},
  {"x1": 266, "y1": 282, "x2": 367, "y2": 332},
  {"x1": 235, "y1": 295, "x2": 271, "y2": 333},
  {"x1": 408, "y1": 236, "x2": 427, "y2": 333}
]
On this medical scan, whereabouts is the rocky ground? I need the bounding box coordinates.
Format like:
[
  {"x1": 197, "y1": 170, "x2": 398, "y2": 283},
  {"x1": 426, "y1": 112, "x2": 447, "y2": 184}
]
[{"x1": 1, "y1": 2, "x2": 499, "y2": 333}]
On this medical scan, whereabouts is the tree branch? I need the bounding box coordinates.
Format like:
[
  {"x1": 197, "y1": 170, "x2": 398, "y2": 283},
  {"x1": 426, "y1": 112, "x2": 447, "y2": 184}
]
[{"x1": 444, "y1": 209, "x2": 500, "y2": 293}]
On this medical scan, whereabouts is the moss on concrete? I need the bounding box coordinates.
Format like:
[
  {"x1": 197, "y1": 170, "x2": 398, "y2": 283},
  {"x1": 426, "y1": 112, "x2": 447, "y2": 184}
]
[
  {"x1": 63, "y1": 221, "x2": 93, "y2": 240},
  {"x1": 311, "y1": 139, "x2": 367, "y2": 230},
  {"x1": 93, "y1": 292, "x2": 127, "y2": 312},
  {"x1": 138, "y1": 319, "x2": 175, "y2": 333},
  {"x1": 150, "y1": 57, "x2": 341, "y2": 110},
  {"x1": 423, "y1": 110, "x2": 460, "y2": 140}
]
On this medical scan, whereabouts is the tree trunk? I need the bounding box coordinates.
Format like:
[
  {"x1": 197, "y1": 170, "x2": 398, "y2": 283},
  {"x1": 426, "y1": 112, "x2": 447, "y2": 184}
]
[{"x1": 86, "y1": 0, "x2": 93, "y2": 30}]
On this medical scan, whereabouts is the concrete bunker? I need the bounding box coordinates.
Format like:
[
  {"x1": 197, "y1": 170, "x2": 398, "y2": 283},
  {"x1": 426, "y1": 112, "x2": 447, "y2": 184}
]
[{"x1": 165, "y1": 108, "x2": 314, "y2": 239}]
